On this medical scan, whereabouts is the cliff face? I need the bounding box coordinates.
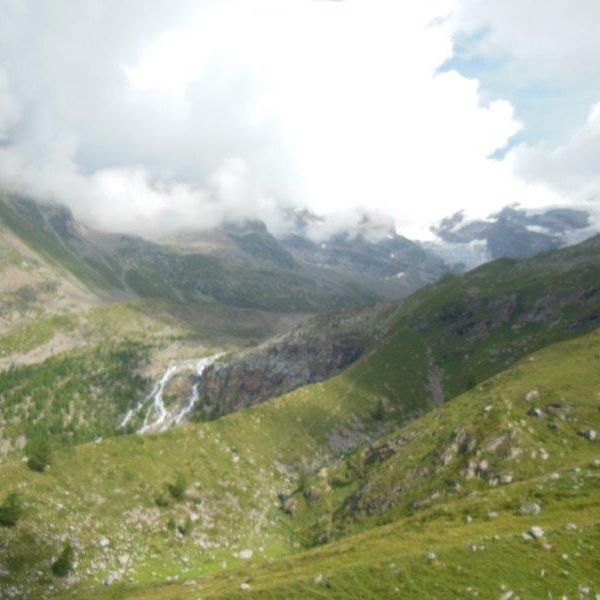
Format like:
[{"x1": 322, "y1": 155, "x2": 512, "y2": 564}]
[{"x1": 194, "y1": 304, "x2": 392, "y2": 418}]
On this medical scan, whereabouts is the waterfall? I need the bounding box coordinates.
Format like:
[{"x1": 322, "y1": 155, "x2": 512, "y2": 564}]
[{"x1": 118, "y1": 353, "x2": 223, "y2": 434}]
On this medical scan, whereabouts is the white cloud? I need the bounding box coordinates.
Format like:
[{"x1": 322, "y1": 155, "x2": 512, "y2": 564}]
[
  {"x1": 511, "y1": 101, "x2": 600, "y2": 223},
  {"x1": 449, "y1": 0, "x2": 600, "y2": 226},
  {"x1": 0, "y1": 67, "x2": 20, "y2": 141},
  {"x1": 0, "y1": 0, "x2": 586, "y2": 239},
  {"x1": 451, "y1": 0, "x2": 600, "y2": 83}
]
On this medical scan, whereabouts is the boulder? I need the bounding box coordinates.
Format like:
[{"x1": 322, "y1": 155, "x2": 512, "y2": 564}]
[
  {"x1": 520, "y1": 502, "x2": 541, "y2": 516},
  {"x1": 529, "y1": 526, "x2": 545, "y2": 539}
]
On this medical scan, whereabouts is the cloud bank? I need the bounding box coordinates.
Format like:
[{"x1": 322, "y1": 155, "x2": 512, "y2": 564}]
[{"x1": 0, "y1": 0, "x2": 597, "y2": 238}]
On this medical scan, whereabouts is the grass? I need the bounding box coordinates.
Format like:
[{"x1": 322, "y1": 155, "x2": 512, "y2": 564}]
[
  {"x1": 79, "y1": 326, "x2": 600, "y2": 599},
  {"x1": 0, "y1": 326, "x2": 600, "y2": 597},
  {"x1": 1, "y1": 204, "x2": 600, "y2": 597},
  {"x1": 0, "y1": 314, "x2": 78, "y2": 358}
]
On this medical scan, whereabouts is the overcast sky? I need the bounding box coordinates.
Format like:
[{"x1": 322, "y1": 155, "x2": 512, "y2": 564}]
[{"x1": 0, "y1": 0, "x2": 599, "y2": 239}]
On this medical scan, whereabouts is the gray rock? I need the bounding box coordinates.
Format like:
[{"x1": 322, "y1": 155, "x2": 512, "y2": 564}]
[
  {"x1": 529, "y1": 526, "x2": 545, "y2": 539},
  {"x1": 118, "y1": 554, "x2": 130, "y2": 567},
  {"x1": 281, "y1": 496, "x2": 297, "y2": 515},
  {"x1": 580, "y1": 429, "x2": 597, "y2": 441},
  {"x1": 103, "y1": 573, "x2": 120, "y2": 586},
  {"x1": 520, "y1": 502, "x2": 541, "y2": 516},
  {"x1": 578, "y1": 584, "x2": 591, "y2": 595}
]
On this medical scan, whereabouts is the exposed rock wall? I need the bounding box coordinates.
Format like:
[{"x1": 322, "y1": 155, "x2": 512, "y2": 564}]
[{"x1": 194, "y1": 305, "x2": 392, "y2": 418}]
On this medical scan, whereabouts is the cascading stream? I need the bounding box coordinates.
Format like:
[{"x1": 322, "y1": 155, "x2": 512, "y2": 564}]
[{"x1": 118, "y1": 353, "x2": 223, "y2": 434}]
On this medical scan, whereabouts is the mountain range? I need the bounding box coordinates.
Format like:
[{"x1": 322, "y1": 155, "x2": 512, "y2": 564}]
[{"x1": 0, "y1": 193, "x2": 600, "y2": 598}]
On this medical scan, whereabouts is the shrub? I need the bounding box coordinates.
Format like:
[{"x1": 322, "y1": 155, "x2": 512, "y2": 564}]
[
  {"x1": 51, "y1": 542, "x2": 74, "y2": 577},
  {"x1": 154, "y1": 493, "x2": 170, "y2": 508},
  {"x1": 167, "y1": 473, "x2": 188, "y2": 501},
  {"x1": 0, "y1": 492, "x2": 22, "y2": 527},
  {"x1": 372, "y1": 398, "x2": 387, "y2": 422},
  {"x1": 177, "y1": 517, "x2": 194, "y2": 536},
  {"x1": 26, "y1": 436, "x2": 52, "y2": 472},
  {"x1": 296, "y1": 469, "x2": 310, "y2": 495}
]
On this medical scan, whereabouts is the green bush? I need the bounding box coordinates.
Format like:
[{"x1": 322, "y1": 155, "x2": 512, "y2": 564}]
[
  {"x1": 0, "y1": 492, "x2": 22, "y2": 527},
  {"x1": 167, "y1": 473, "x2": 188, "y2": 501},
  {"x1": 177, "y1": 517, "x2": 194, "y2": 536},
  {"x1": 372, "y1": 398, "x2": 387, "y2": 422},
  {"x1": 51, "y1": 542, "x2": 74, "y2": 577},
  {"x1": 26, "y1": 436, "x2": 52, "y2": 472},
  {"x1": 154, "y1": 493, "x2": 170, "y2": 508}
]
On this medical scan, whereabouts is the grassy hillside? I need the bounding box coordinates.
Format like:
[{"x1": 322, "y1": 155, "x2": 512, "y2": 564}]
[
  {"x1": 1, "y1": 204, "x2": 600, "y2": 597},
  {"x1": 0, "y1": 299, "x2": 308, "y2": 463},
  {"x1": 0, "y1": 359, "x2": 390, "y2": 598},
  {"x1": 66, "y1": 325, "x2": 600, "y2": 599}
]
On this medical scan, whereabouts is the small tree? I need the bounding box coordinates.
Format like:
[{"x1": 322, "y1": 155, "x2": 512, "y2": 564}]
[
  {"x1": 167, "y1": 473, "x2": 188, "y2": 501},
  {"x1": 0, "y1": 492, "x2": 22, "y2": 527},
  {"x1": 51, "y1": 542, "x2": 74, "y2": 577},
  {"x1": 372, "y1": 398, "x2": 387, "y2": 422},
  {"x1": 26, "y1": 436, "x2": 52, "y2": 472}
]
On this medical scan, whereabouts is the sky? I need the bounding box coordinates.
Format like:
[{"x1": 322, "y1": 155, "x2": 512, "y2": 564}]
[{"x1": 0, "y1": 0, "x2": 599, "y2": 240}]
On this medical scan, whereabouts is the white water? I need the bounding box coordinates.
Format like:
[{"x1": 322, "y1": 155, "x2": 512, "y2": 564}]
[{"x1": 118, "y1": 353, "x2": 223, "y2": 434}]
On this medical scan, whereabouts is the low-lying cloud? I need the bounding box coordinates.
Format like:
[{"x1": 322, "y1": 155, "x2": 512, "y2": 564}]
[{"x1": 0, "y1": 0, "x2": 597, "y2": 240}]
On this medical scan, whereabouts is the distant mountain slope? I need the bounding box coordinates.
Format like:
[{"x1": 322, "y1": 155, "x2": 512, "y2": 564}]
[
  {"x1": 182, "y1": 233, "x2": 600, "y2": 427},
  {"x1": 0, "y1": 194, "x2": 378, "y2": 313},
  {"x1": 428, "y1": 205, "x2": 594, "y2": 266},
  {"x1": 280, "y1": 227, "x2": 449, "y2": 300},
  {"x1": 162, "y1": 212, "x2": 452, "y2": 301}
]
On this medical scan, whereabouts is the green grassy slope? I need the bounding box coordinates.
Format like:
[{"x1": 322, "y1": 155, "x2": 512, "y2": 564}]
[
  {"x1": 0, "y1": 367, "x2": 388, "y2": 597},
  {"x1": 1, "y1": 208, "x2": 600, "y2": 598},
  {"x1": 87, "y1": 325, "x2": 600, "y2": 600},
  {"x1": 3, "y1": 230, "x2": 600, "y2": 472},
  {"x1": 0, "y1": 326, "x2": 599, "y2": 598}
]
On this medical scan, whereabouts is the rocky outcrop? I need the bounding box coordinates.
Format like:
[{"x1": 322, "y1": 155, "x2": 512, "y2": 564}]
[{"x1": 193, "y1": 305, "x2": 392, "y2": 418}]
